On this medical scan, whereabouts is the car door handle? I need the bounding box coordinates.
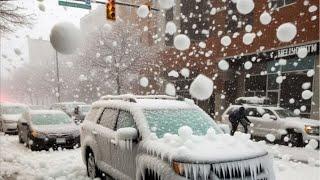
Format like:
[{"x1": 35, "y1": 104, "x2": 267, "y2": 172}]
[{"x1": 92, "y1": 130, "x2": 98, "y2": 135}]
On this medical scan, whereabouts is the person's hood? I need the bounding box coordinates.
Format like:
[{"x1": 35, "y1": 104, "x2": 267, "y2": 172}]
[
  {"x1": 141, "y1": 130, "x2": 267, "y2": 164},
  {"x1": 282, "y1": 117, "x2": 320, "y2": 128},
  {"x1": 0, "y1": 114, "x2": 22, "y2": 122},
  {"x1": 32, "y1": 123, "x2": 80, "y2": 136}
]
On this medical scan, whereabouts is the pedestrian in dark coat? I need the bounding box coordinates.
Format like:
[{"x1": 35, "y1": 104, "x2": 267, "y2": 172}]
[{"x1": 229, "y1": 107, "x2": 251, "y2": 136}]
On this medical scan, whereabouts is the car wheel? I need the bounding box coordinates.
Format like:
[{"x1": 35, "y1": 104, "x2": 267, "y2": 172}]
[
  {"x1": 87, "y1": 152, "x2": 98, "y2": 179},
  {"x1": 18, "y1": 133, "x2": 24, "y2": 144},
  {"x1": 27, "y1": 136, "x2": 36, "y2": 151},
  {"x1": 287, "y1": 131, "x2": 303, "y2": 147},
  {"x1": 0, "y1": 121, "x2": 3, "y2": 132}
]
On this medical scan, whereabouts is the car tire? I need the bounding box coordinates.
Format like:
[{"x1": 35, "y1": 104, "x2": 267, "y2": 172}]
[
  {"x1": 27, "y1": 135, "x2": 37, "y2": 151},
  {"x1": 18, "y1": 133, "x2": 24, "y2": 144},
  {"x1": 0, "y1": 121, "x2": 3, "y2": 132},
  {"x1": 86, "y1": 151, "x2": 99, "y2": 179},
  {"x1": 285, "y1": 131, "x2": 303, "y2": 147}
]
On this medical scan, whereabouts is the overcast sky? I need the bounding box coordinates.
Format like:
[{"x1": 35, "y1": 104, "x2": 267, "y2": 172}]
[{"x1": 0, "y1": 0, "x2": 97, "y2": 77}]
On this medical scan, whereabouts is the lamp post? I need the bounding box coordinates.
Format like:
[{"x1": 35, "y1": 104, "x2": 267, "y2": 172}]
[{"x1": 55, "y1": 50, "x2": 61, "y2": 102}]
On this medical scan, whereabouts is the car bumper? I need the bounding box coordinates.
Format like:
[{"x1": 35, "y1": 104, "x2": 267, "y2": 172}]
[
  {"x1": 303, "y1": 134, "x2": 320, "y2": 142},
  {"x1": 2, "y1": 122, "x2": 18, "y2": 133},
  {"x1": 30, "y1": 135, "x2": 80, "y2": 150}
]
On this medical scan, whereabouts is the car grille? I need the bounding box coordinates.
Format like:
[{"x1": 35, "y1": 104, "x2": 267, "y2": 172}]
[{"x1": 181, "y1": 155, "x2": 274, "y2": 180}]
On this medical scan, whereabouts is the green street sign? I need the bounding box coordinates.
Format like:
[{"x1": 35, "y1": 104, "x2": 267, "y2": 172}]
[{"x1": 58, "y1": 0, "x2": 91, "y2": 10}]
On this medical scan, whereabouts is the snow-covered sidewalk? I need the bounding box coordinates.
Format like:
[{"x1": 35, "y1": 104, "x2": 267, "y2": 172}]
[
  {"x1": 258, "y1": 141, "x2": 320, "y2": 166},
  {"x1": 0, "y1": 134, "x2": 319, "y2": 180},
  {"x1": 0, "y1": 134, "x2": 89, "y2": 180}
]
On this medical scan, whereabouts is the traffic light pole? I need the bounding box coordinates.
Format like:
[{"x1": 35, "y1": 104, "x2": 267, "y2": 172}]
[{"x1": 74, "y1": 0, "x2": 160, "y2": 11}]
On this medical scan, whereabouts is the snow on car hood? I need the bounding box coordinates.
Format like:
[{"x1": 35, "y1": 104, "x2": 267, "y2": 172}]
[
  {"x1": 282, "y1": 117, "x2": 320, "y2": 128},
  {"x1": 141, "y1": 127, "x2": 267, "y2": 163},
  {"x1": 1, "y1": 114, "x2": 22, "y2": 122},
  {"x1": 32, "y1": 123, "x2": 80, "y2": 136}
]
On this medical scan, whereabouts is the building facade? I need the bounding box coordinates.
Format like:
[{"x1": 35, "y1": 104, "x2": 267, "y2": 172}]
[{"x1": 152, "y1": 0, "x2": 319, "y2": 120}]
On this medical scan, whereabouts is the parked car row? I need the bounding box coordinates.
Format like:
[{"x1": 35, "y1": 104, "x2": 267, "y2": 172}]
[
  {"x1": 0, "y1": 101, "x2": 91, "y2": 151},
  {"x1": 18, "y1": 110, "x2": 80, "y2": 151}
]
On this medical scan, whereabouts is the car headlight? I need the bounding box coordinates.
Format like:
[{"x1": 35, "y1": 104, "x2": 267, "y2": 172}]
[
  {"x1": 31, "y1": 130, "x2": 47, "y2": 138},
  {"x1": 172, "y1": 161, "x2": 185, "y2": 176},
  {"x1": 304, "y1": 125, "x2": 320, "y2": 135}
]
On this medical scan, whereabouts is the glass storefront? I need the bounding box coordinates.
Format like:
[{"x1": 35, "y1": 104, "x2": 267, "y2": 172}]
[{"x1": 244, "y1": 54, "x2": 316, "y2": 117}]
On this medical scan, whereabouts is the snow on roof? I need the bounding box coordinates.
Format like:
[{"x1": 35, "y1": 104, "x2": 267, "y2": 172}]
[
  {"x1": 93, "y1": 97, "x2": 195, "y2": 110},
  {"x1": 235, "y1": 96, "x2": 270, "y2": 104},
  {"x1": 230, "y1": 104, "x2": 283, "y2": 110},
  {"x1": 52, "y1": 101, "x2": 86, "y2": 105},
  {"x1": 29, "y1": 110, "x2": 66, "y2": 115}
]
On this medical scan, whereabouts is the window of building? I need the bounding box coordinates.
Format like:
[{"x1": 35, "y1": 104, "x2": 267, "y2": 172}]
[
  {"x1": 116, "y1": 110, "x2": 135, "y2": 129},
  {"x1": 165, "y1": 8, "x2": 174, "y2": 46},
  {"x1": 271, "y1": 0, "x2": 297, "y2": 8},
  {"x1": 180, "y1": 0, "x2": 211, "y2": 41},
  {"x1": 98, "y1": 108, "x2": 118, "y2": 129},
  {"x1": 226, "y1": 1, "x2": 253, "y2": 33},
  {"x1": 245, "y1": 75, "x2": 267, "y2": 96}
]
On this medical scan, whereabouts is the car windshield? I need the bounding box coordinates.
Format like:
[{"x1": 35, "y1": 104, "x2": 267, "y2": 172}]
[
  {"x1": 144, "y1": 108, "x2": 222, "y2": 138},
  {"x1": 31, "y1": 113, "x2": 73, "y2": 125},
  {"x1": 1, "y1": 106, "x2": 26, "y2": 114},
  {"x1": 275, "y1": 109, "x2": 300, "y2": 118}
]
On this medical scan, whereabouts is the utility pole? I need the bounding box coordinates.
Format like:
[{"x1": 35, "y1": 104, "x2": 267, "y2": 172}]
[{"x1": 55, "y1": 50, "x2": 61, "y2": 102}]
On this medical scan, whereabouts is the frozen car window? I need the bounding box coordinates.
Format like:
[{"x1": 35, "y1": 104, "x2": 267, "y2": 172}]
[
  {"x1": 1, "y1": 106, "x2": 26, "y2": 114},
  {"x1": 245, "y1": 108, "x2": 261, "y2": 117},
  {"x1": 116, "y1": 110, "x2": 135, "y2": 129},
  {"x1": 31, "y1": 113, "x2": 72, "y2": 125},
  {"x1": 98, "y1": 108, "x2": 118, "y2": 129},
  {"x1": 275, "y1": 109, "x2": 300, "y2": 118},
  {"x1": 144, "y1": 108, "x2": 222, "y2": 138}
]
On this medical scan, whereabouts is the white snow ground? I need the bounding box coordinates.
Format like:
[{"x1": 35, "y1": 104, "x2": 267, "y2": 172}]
[{"x1": 0, "y1": 133, "x2": 319, "y2": 180}]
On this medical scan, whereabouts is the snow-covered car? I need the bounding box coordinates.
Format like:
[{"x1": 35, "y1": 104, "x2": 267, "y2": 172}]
[
  {"x1": 73, "y1": 104, "x2": 91, "y2": 123},
  {"x1": 0, "y1": 103, "x2": 28, "y2": 134},
  {"x1": 17, "y1": 110, "x2": 80, "y2": 151},
  {"x1": 81, "y1": 95, "x2": 274, "y2": 180},
  {"x1": 221, "y1": 104, "x2": 320, "y2": 147},
  {"x1": 50, "y1": 101, "x2": 86, "y2": 117}
]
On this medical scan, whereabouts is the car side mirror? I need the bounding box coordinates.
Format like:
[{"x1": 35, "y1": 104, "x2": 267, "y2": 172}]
[
  {"x1": 270, "y1": 115, "x2": 277, "y2": 120},
  {"x1": 116, "y1": 127, "x2": 138, "y2": 142}
]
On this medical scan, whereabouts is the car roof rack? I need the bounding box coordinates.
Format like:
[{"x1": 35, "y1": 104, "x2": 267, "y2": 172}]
[{"x1": 100, "y1": 94, "x2": 184, "y2": 103}]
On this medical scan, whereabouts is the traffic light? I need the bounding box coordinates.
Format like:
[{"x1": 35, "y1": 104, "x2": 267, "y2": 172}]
[
  {"x1": 145, "y1": 1, "x2": 151, "y2": 11},
  {"x1": 106, "y1": 0, "x2": 116, "y2": 20}
]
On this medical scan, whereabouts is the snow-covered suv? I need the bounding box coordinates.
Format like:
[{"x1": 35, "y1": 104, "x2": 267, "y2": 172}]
[
  {"x1": 221, "y1": 104, "x2": 320, "y2": 147},
  {"x1": 81, "y1": 95, "x2": 274, "y2": 180}
]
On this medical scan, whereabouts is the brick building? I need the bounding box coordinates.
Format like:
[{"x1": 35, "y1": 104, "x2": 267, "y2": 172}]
[{"x1": 148, "y1": 0, "x2": 319, "y2": 120}]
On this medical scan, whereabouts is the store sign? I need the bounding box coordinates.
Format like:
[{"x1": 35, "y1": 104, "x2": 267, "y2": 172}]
[
  {"x1": 277, "y1": 43, "x2": 318, "y2": 58},
  {"x1": 58, "y1": 0, "x2": 91, "y2": 9}
]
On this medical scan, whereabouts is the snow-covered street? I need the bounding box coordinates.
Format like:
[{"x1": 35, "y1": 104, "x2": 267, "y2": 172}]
[{"x1": 0, "y1": 133, "x2": 319, "y2": 180}]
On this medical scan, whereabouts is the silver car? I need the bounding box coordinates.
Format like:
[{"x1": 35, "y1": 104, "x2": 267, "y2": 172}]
[
  {"x1": 221, "y1": 105, "x2": 320, "y2": 147},
  {"x1": 81, "y1": 95, "x2": 274, "y2": 180},
  {"x1": 0, "y1": 103, "x2": 28, "y2": 134}
]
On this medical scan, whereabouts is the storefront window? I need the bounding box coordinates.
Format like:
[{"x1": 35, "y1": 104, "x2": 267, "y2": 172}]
[
  {"x1": 267, "y1": 74, "x2": 279, "y2": 90},
  {"x1": 282, "y1": 56, "x2": 315, "y2": 72}
]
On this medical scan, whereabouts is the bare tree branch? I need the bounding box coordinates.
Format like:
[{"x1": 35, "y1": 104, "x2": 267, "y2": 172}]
[{"x1": 0, "y1": 0, "x2": 33, "y2": 33}]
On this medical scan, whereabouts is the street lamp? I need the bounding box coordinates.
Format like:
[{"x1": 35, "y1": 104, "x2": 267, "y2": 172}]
[{"x1": 50, "y1": 22, "x2": 82, "y2": 102}]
